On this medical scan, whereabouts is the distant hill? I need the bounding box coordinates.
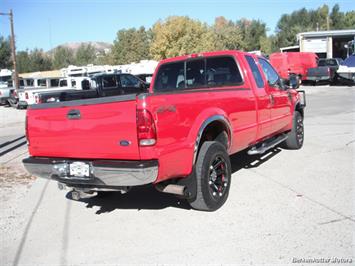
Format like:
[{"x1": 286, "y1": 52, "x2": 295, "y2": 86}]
[{"x1": 48, "y1": 41, "x2": 112, "y2": 54}]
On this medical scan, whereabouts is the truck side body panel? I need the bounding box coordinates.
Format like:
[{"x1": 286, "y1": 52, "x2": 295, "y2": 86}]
[{"x1": 139, "y1": 86, "x2": 258, "y2": 182}]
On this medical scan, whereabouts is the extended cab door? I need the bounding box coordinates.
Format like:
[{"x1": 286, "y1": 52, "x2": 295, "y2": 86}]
[
  {"x1": 258, "y1": 57, "x2": 292, "y2": 133},
  {"x1": 244, "y1": 54, "x2": 274, "y2": 140}
]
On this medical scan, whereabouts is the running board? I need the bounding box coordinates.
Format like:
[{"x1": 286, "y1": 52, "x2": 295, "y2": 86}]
[{"x1": 248, "y1": 134, "x2": 288, "y2": 155}]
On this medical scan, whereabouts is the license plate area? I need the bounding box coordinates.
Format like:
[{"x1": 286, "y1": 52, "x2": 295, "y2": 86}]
[{"x1": 69, "y1": 161, "x2": 91, "y2": 179}]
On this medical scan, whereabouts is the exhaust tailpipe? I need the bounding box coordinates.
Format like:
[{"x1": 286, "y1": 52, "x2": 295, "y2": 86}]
[
  {"x1": 156, "y1": 184, "x2": 186, "y2": 196},
  {"x1": 70, "y1": 189, "x2": 96, "y2": 200}
]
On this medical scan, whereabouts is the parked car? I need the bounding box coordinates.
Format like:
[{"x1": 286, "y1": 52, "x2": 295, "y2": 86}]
[
  {"x1": 3, "y1": 78, "x2": 36, "y2": 108},
  {"x1": 0, "y1": 86, "x2": 12, "y2": 105},
  {"x1": 23, "y1": 50, "x2": 306, "y2": 211},
  {"x1": 337, "y1": 55, "x2": 355, "y2": 84},
  {"x1": 306, "y1": 58, "x2": 343, "y2": 84},
  {"x1": 37, "y1": 73, "x2": 148, "y2": 103},
  {"x1": 270, "y1": 52, "x2": 318, "y2": 82},
  {"x1": 0, "y1": 69, "x2": 12, "y2": 89},
  {"x1": 17, "y1": 77, "x2": 88, "y2": 108},
  {"x1": 337, "y1": 40, "x2": 355, "y2": 84}
]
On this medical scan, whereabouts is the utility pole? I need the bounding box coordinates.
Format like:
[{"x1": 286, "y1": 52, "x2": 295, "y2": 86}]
[{"x1": 0, "y1": 9, "x2": 19, "y2": 90}]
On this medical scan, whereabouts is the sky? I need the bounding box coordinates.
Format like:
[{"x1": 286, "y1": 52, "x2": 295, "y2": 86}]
[{"x1": 1, "y1": 0, "x2": 354, "y2": 51}]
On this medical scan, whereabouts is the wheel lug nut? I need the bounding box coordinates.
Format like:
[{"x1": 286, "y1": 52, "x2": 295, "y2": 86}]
[
  {"x1": 224, "y1": 183, "x2": 227, "y2": 187},
  {"x1": 219, "y1": 192, "x2": 222, "y2": 197},
  {"x1": 213, "y1": 192, "x2": 216, "y2": 196},
  {"x1": 209, "y1": 181, "x2": 212, "y2": 185},
  {"x1": 210, "y1": 166, "x2": 213, "y2": 169}
]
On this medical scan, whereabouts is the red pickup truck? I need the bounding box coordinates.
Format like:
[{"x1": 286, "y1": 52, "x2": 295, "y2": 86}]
[{"x1": 23, "y1": 50, "x2": 305, "y2": 211}]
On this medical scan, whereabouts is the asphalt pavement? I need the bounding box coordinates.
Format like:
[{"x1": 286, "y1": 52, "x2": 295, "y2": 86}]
[{"x1": 0, "y1": 85, "x2": 354, "y2": 265}]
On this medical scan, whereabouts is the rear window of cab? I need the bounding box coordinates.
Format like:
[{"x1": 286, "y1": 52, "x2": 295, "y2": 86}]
[{"x1": 153, "y1": 56, "x2": 243, "y2": 92}]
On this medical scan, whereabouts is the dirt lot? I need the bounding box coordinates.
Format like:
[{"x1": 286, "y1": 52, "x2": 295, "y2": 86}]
[{"x1": 0, "y1": 85, "x2": 354, "y2": 265}]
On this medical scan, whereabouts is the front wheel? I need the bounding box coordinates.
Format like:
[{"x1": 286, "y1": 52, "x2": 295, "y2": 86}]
[
  {"x1": 188, "y1": 141, "x2": 231, "y2": 211},
  {"x1": 282, "y1": 111, "x2": 304, "y2": 149}
]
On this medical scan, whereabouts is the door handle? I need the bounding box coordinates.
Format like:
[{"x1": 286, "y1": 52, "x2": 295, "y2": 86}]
[
  {"x1": 67, "y1": 109, "x2": 81, "y2": 119},
  {"x1": 269, "y1": 94, "x2": 275, "y2": 106}
]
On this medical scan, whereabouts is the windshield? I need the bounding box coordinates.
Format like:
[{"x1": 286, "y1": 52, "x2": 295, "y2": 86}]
[
  {"x1": 0, "y1": 75, "x2": 11, "y2": 83},
  {"x1": 318, "y1": 59, "x2": 338, "y2": 67},
  {"x1": 348, "y1": 40, "x2": 355, "y2": 56}
]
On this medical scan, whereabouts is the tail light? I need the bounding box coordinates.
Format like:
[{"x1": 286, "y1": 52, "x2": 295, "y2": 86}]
[
  {"x1": 25, "y1": 92, "x2": 29, "y2": 100},
  {"x1": 137, "y1": 109, "x2": 156, "y2": 146},
  {"x1": 35, "y1": 95, "x2": 41, "y2": 104}
]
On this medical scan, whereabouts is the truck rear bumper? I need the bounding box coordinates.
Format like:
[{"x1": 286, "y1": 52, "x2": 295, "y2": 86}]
[
  {"x1": 23, "y1": 157, "x2": 158, "y2": 187},
  {"x1": 307, "y1": 76, "x2": 331, "y2": 81}
]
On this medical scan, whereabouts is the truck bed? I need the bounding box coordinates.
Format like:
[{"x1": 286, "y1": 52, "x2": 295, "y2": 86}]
[
  {"x1": 306, "y1": 66, "x2": 334, "y2": 81},
  {"x1": 38, "y1": 89, "x2": 99, "y2": 103}
]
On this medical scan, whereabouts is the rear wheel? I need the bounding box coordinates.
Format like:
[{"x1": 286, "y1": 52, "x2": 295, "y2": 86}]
[
  {"x1": 282, "y1": 111, "x2": 304, "y2": 149},
  {"x1": 189, "y1": 141, "x2": 231, "y2": 211}
]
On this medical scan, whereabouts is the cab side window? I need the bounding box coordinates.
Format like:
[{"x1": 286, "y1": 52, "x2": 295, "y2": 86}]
[
  {"x1": 102, "y1": 75, "x2": 117, "y2": 89},
  {"x1": 206, "y1": 56, "x2": 243, "y2": 87},
  {"x1": 245, "y1": 55, "x2": 264, "y2": 88},
  {"x1": 120, "y1": 74, "x2": 141, "y2": 88},
  {"x1": 154, "y1": 62, "x2": 185, "y2": 91},
  {"x1": 186, "y1": 59, "x2": 206, "y2": 88},
  {"x1": 258, "y1": 58, "x2": 279, "y2": 87}
]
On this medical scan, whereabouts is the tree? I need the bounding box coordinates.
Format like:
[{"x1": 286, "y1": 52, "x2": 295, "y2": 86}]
[
  {"x1": 150, "y1": 16, "x2": 216, "y2": 60},
  {"x1": 212, "y1": 17, "x2": 245, "y2": 51},
  {"x1": 237, "y1": 19, "x2": 268, "y2": 51},
  {"x1": 75, "y1": 44, "x2": 96, "y2": 66},
  {"x1": 95, "y1": 51, "x2": 114, "y2": 65},
  {"x1": 343, "y1": 10, "x2": 355, "y2": 29},
  {"x1": 16, "y1": 50, "x2": 32, "y2": 73},
  {"x1": 260, "y1": 35, "x2": 274, "y2": 54},
  {"x1": 0, "y1": 36, "x2": 12, "y2": 69},
  {"x1": 29, "y1": 49, "x2": 53, "y2": 71},
  {"x1": 111, "y1": 27, "x2": 150, "y2": 64},
  {"x1": 272, "y1": 4, "x2": 354, "y2": 49},
  {"x1": 52, "y1": 46, "x2": 74, "y2": 69},
  {"x1": 330, "y1": 4, "x2": 344, "y2": 29}
]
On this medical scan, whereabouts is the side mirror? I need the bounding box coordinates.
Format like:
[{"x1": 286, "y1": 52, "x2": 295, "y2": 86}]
[
  {"x1": 269, "y1": 79, "x2": 286, "y2": 90},
  {"x1": 278, "y1": 78, "x2": 287, "y2": 90},
  {"x1": 140, "y1": 82, "x2": 149, "y2": 90},
  {"x1": 289, "y1": 74, "x2": 300, "y2": 89}
]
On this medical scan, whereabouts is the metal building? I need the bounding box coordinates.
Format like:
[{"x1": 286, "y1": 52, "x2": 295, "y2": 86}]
[{"x1": 297, "y1": 29, "x2": 355, "y2": 59}]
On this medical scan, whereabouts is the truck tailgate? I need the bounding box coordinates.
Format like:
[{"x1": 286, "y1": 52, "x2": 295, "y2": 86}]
[
  {"x1": 307, "y1": 67, "x2": 329, "y2": 77},
  {"x1": 27, "y1": 96, "x2": 140, "y2": 160}
]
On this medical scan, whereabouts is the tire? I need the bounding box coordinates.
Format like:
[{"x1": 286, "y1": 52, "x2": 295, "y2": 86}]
[
  {"x1": 188, "y1": 141, "x2": 231, "y2": 211},
  {"x1": 282, "y1": 111, "x2": 304, "y2": 149},
  {"x1": 330, "y1": 76, "x2": 338, "y2": 86},
  {"x1": 215, "y1": 131, "x2": 228, "y2": 149}
]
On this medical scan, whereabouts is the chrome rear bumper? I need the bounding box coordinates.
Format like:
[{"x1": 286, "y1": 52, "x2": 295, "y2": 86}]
[{"x1": 23, "y1": 157, "x2": 158, "y2": 187}]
